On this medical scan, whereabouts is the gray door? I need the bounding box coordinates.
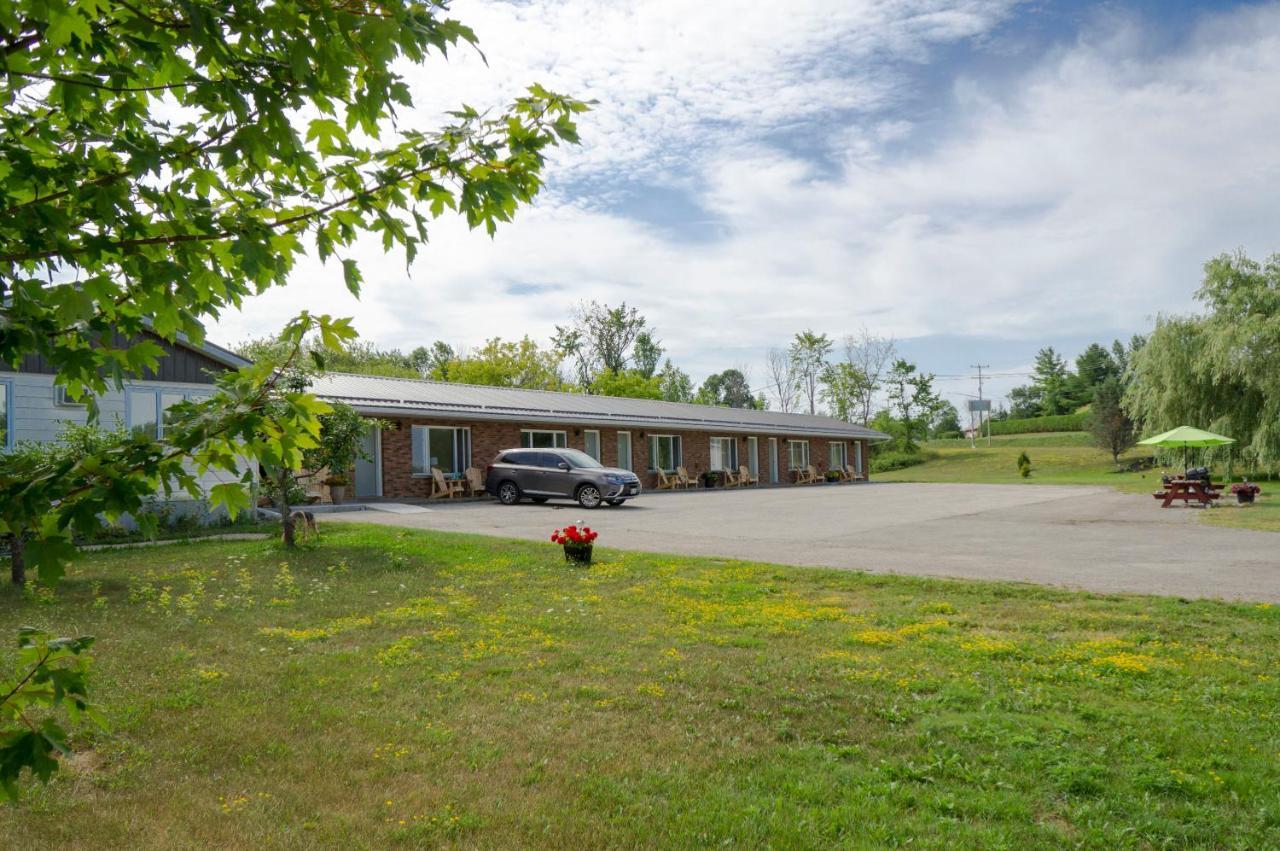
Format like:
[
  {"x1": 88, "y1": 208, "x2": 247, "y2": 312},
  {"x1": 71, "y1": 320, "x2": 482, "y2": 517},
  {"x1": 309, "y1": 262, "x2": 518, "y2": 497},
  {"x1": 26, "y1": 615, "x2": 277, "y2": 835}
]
[
  {"x1": 354, "y1": 428, "x2": 380, "y2": 498},
  {"x1": 768, "y1": 438, "x2": 779, "y2": 483},
  {"x1": 539, "y1": 452, "x2": 575, "y2": 496}
]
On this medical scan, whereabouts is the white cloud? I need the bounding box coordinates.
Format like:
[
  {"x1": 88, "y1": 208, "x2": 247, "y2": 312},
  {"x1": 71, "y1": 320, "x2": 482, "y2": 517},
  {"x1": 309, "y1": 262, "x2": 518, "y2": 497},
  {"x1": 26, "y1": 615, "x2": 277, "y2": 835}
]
[{"x1": 213, "y1": 1, "x2": 1280, "y2": 404}]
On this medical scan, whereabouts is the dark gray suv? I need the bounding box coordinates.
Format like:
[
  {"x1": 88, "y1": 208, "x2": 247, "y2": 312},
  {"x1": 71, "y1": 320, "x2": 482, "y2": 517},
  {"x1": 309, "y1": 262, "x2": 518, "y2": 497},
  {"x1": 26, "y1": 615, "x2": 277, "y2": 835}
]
[{"x1": 485, "y1": 448, "x2": 642, "y2": 509}]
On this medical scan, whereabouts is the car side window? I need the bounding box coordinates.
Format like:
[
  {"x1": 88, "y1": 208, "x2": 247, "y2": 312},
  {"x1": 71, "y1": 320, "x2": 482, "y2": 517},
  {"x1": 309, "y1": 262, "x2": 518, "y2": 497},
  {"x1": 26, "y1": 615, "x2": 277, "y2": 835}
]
[
  {"x1": 502, "y1": 451, "x2": 530, "y2": 465},
  {"x1": 537, "y1": 452, "x2": 565, "y2": 469}
]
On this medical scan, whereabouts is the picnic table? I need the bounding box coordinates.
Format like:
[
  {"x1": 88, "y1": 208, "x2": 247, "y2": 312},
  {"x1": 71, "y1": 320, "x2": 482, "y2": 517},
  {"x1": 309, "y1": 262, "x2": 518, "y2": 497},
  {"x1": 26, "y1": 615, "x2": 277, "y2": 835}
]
[{"x1": 1153, "y1": 478, "x2": 1222, "y2": 508}]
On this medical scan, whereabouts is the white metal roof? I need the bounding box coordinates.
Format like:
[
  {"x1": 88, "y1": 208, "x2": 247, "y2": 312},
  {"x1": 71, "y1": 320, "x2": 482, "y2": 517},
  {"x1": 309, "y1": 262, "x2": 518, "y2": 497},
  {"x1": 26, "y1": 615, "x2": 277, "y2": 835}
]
[{"x1": 310, "y1": 372, "x2": 891, "y2": 441}]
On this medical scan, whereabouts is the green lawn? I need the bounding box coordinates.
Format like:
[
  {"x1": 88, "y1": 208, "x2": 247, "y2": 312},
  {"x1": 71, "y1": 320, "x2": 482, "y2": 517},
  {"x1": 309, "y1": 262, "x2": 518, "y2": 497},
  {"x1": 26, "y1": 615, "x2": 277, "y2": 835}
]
[
  {"x1": 2, "y1": 526, "x2": 1277, "y2": 848},
  {"x1": 878, "y1": 433, "x2": 1160, "y2": 492},
  {"x1": 1201, "y1": 495, "x2": 1280, "y2": 533}
]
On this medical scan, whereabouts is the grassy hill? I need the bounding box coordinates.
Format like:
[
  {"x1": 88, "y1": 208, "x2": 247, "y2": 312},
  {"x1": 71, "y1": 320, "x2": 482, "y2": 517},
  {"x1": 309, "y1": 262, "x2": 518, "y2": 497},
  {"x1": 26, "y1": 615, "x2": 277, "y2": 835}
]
[{"x1": 876, "y1": 432, "x2": 1159, "y2": 492}]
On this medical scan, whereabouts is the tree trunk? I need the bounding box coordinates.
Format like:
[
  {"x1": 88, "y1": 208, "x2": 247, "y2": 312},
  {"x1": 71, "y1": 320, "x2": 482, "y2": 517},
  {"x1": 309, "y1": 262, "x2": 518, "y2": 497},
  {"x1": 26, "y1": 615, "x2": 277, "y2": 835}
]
[
  {"x1": 9, "y1": 533, "x2": 26, "y2": 586},
  {"x1": 276, "y1": 470, "x2": 295, "y2": 548}
]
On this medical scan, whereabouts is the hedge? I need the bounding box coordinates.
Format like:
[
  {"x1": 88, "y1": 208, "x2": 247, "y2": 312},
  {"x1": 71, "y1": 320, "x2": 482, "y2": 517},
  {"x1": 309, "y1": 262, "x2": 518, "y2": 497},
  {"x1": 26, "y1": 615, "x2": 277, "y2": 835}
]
[
  {"x1": 870, "y1": 451, "x2": 929, "y2": 473},
  {"x1": 987, "y1": 412, "x2": 1088, "y2": 435}
]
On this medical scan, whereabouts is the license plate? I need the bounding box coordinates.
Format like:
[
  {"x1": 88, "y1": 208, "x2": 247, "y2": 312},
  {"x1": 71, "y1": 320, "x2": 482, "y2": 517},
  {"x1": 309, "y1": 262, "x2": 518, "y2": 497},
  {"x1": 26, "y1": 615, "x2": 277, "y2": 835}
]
[{"x1": 627, "y1": 486, "x2": 638, "y2": 495}]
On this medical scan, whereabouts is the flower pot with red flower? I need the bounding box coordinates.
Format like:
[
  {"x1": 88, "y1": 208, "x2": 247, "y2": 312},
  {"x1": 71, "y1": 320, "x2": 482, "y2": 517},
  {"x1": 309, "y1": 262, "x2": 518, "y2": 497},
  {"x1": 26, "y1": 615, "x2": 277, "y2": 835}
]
[
  {"x1": 551, "y1": 524, "x2": 598, "y2": 564},
  {"x1": 1231, "y1": 481, "x2": 1261, "y2": 505}
]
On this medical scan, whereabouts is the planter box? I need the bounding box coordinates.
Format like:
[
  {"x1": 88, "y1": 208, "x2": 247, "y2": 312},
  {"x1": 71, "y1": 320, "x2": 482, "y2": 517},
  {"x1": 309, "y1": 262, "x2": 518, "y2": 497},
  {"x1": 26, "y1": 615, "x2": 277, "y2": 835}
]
[{"x1": 562, "y1": 543, "x2": 593, "y2": 565}]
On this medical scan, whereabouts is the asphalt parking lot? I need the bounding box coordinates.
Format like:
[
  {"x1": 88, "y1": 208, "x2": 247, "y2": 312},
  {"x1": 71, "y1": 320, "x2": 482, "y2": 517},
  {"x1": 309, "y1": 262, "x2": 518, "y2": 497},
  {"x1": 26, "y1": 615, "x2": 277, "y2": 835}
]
[{"x1": 327, "y1": 483, "x2": 1280, "y2": 602}]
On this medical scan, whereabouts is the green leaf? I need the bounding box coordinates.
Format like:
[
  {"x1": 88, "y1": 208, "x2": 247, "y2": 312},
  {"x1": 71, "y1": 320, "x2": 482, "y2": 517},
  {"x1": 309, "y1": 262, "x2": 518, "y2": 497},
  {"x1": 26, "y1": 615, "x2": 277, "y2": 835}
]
[
  {"x1": 341, "y1": 259, "x2": 362, "y2": 297},
  {"x1": 209, "y1": 483, "x2": 252, "y2": 519}
]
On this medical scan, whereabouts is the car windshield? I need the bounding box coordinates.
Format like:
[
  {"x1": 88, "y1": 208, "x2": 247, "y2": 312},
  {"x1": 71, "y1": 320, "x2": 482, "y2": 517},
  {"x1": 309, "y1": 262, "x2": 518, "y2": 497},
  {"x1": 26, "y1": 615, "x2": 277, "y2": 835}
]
[{"x1": 559, "y1": 449, "x2": 603, "y2": 469}]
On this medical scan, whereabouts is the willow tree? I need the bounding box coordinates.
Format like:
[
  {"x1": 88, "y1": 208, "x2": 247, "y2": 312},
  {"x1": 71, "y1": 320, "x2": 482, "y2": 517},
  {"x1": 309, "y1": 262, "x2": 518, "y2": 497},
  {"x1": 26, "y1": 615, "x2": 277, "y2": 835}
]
[
  {"x1": 1125, "y1": 250, "x2": 1280, "y2": 471},
  {"x1": 0, "y1": 0, "x2": 585, "y2": 582}
]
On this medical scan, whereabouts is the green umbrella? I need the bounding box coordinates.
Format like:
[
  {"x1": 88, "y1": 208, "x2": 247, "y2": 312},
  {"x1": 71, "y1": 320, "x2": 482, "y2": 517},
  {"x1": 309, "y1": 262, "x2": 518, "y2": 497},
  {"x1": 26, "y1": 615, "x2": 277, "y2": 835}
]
[{"x1": 1138, "y1": 426, "x2": 1234, "y2": 477}]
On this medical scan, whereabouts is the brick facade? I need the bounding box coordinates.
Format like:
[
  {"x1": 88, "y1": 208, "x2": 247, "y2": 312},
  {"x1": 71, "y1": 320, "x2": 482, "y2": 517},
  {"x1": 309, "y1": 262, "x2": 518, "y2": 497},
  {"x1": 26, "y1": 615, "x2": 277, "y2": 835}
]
[{"x1": 376, "y1": 416, "x2": 870, "y2": 498}]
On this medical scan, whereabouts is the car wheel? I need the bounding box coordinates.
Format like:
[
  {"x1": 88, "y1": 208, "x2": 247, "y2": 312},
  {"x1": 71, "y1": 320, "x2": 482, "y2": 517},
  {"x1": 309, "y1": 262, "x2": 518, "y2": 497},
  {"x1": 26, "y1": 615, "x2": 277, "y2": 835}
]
[
  {"x1": 605, "y1": 498, "x2": 625, "y2": 506},
  {"x1": 530, "y1": 496, "x2": 549, "y2": 504},
  {"x1": 496, "y1": 481, "x2": 521, "y2": 505},
  {"x1": 576, "y1": 484, "x2": 603, "y2": 509}
]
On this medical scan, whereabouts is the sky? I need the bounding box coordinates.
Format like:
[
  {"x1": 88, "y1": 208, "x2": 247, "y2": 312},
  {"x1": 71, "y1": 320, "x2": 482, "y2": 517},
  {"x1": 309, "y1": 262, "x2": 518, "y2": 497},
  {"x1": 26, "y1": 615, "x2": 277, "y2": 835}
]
[{"x1": 210, "y1": 0, "x2": 1280, "y2": 412}]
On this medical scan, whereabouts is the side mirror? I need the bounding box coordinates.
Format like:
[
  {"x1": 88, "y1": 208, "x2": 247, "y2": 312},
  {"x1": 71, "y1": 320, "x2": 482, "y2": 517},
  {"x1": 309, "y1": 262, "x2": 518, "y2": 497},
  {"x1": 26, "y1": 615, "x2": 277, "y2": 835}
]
[{"x1": 558, "y1": 462, "x2": 570, "y2": 471}]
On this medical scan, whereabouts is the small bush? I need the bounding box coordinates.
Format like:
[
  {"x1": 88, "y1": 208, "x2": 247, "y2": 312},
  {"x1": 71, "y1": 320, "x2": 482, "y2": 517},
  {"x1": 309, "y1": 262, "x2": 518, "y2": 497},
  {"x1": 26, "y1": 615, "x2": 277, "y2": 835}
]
[
  {"x1": 988, "y1": 413, "x2": 1089, "y2": 435},
  {"x1": 871, "y1": 451, "x2": 929, "y2": 473},
  {"x1": 1017, "y1": 451, "x2": 1032, "y2": 478}
]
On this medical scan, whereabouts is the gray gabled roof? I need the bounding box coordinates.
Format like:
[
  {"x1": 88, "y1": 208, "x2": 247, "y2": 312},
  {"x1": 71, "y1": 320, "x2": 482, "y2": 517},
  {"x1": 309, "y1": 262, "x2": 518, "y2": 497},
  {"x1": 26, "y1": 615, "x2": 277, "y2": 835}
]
[{"x1": 310, "y1": 372, "x2": 891, "y2": 441}]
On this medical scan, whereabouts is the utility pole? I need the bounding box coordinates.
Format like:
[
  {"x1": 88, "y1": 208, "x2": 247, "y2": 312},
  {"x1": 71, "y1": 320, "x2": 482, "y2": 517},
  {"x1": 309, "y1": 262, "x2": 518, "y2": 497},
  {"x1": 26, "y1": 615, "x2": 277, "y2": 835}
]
[{"x1": 971, "y1": 364, "x2": 990, "y2": 447}]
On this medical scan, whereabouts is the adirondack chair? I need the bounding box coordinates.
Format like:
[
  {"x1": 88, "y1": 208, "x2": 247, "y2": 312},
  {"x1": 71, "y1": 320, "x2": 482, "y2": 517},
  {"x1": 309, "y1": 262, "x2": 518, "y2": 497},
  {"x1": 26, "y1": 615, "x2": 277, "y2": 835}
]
[
  {"x1": 796, "y1": 465, "x2": 819, "y2": 485},
  {"x1": 430, "y1": 467, "x2": 465, "y2": 499},
  {"x1": 845, "y1": 464, "x2": 865, "y2": 482},
  {"x1": 465, "y1": 467, "x2": 486, "y2": 496},
  {"x1": 655, "y1": 469, "x2": 677, "y2": 490},
  {"x1": 723, "y1": 467, "x2": 742, "y2": 487},
  {"x1": 738, "y1": 464, "x2": 758, "y2": 487},
  {"x1": 675, "y1": 466, "x2": 698, "y2": 489}
]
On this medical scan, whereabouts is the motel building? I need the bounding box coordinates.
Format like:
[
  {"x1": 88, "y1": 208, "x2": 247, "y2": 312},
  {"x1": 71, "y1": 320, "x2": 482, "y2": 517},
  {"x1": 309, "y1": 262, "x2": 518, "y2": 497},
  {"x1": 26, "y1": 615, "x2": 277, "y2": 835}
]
[{"x1": 309, "y1": 373, "x2": 891, "y2": 500}]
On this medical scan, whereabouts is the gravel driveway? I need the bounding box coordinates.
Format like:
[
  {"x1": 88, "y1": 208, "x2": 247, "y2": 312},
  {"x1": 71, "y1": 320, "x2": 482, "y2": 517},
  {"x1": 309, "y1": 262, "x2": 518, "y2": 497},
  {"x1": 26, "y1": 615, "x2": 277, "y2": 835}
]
[{"x1": 327, "y1": 483, "x2": 1280, "y2": 602}]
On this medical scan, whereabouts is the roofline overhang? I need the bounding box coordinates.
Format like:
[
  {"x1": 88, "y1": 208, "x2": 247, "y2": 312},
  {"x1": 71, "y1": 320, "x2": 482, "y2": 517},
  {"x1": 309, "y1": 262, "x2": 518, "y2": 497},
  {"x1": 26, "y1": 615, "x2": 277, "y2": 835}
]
[{"x1": 321, "y1": 398, "x2": 893, "y2": 442}]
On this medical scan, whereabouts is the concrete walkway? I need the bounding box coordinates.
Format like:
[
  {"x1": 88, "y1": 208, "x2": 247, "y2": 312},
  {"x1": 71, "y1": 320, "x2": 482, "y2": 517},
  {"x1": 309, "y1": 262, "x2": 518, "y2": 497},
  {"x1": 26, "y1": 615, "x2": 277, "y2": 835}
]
[{"x1": 326, "y1": 483, "x2": 1280, "y2": 603}]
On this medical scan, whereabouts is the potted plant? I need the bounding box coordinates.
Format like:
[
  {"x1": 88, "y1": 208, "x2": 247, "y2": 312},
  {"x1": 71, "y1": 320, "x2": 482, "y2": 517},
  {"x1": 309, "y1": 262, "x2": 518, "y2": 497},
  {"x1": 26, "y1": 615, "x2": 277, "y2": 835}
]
[
  {"x1": 325, "y1": 474, "x2": 349, "y2": 504},
  {"x1": 702, "y1": 471, "x2": 723, "y2": 489},
  {"x1": 824, "y1": 470, "x2": 841, "y2": 483},
  {"x1": 1231, "y1": 481, "x2": 1261, "y2": 505},
  {"x1": 551, "y1": 524, "x2": 598, "y2": 565}
]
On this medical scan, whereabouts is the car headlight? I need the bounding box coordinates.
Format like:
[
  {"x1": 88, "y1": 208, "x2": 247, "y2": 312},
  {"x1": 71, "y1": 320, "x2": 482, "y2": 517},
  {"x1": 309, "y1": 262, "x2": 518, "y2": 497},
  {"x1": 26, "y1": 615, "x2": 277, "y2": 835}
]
[{"x1": 604, "y1": 474, "x2": 625, "y2": 484}]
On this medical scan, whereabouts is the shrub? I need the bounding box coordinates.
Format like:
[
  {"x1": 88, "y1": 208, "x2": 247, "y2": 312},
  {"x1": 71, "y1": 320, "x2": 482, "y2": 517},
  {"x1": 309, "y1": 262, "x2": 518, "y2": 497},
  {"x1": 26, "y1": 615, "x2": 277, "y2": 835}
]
[
  {"x1": 871, "y1": 451, "x2": 928, "y2": 473},
  {"x1": 988, "y1": 412, "x2": 1089, "y2": 435},
  {"x1": 1017, "y1": 451, "x2": 1032, "y2": 478}
]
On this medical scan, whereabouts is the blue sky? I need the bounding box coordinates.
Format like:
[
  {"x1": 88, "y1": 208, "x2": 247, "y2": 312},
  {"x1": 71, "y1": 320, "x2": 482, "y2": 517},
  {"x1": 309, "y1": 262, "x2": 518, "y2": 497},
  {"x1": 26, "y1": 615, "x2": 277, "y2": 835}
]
[{"x1": 214, "y1": 0, "x2": 1280, "y2": 411}]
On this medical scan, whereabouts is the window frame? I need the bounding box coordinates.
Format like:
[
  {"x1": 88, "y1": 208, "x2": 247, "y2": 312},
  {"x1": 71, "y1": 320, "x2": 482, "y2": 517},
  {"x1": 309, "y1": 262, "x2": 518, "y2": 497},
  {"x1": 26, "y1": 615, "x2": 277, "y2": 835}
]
[
  {"x1": 616, "y1": 431, "x2": 632, "y2": 471},
  {"x1": 828, "y1": 441, "x2": 848, "y2": 471},
  {"x1": 746, "y1": 436, "x2": 759, "y2": 478},
  {"x1": 53, "y1": 384, "x2": 87, "y2": 409},
  {"x1": 520, "y1": 429, "x2": 568, "y2": 449},
  {"x1": 127, "y1": 386, "x2": 192, "y2": 438},
  {"x1": 787, "y1": 439, "x2": 810, "y2": 471},
  {"x1": 583, "y1": 429, "x2": 601, "y2": 462},
  {"x1": 647, "y1": 434, "x2": 682, "y2": 473},
  {"x1": 709, "y1": 436, "x2": 738, "y2": 472},
  {"x1": 411, "y1": 425, "x2": 472, "y2": 477},
  {"x1": 0, "y1": 379, "x2": 11, "y2": 450}
]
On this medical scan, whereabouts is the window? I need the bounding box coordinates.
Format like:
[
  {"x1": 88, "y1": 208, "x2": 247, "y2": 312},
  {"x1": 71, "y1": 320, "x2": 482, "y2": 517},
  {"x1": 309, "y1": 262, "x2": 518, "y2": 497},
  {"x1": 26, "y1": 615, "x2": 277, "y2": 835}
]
[
  {"x1": 521, "y1": 429, "x2": 567, "y2": 449},
  {"x1": 127, "y1": 388, "x2": 190, "y2": 438},
  {"x1": 746, "y1": 436, "x2": 758, "y2": 478},
  {"x1": 709, "y1": 436, "x2": 738, "y2": 472},
  {"x1": 583, "y1": 429, "x2": 601, "y2": 462},
  {"x1": 411, "y1": 426, "x2": 471, "y2": 476},
  {"x1": 855, "y1": 442, "x2": 864, "y2": 475},
  {"x1": 647, "y1": 434, "x2": 682, "y2": 472},
  {"x1": 788, "y1": 440, "x2": 810, "y2": 471},
  {"x1": 0, "y1": 381, "x2": 10, "y2": 449},
  {"x1": 616, "y1": 432, "x2": 632, "y2": 471},
  {"x1": 828, "y1": 442, "x2": 848, "y2": 470},
  {"x1": 54, "y1": 385, "x2": 87, "y2": 408}
]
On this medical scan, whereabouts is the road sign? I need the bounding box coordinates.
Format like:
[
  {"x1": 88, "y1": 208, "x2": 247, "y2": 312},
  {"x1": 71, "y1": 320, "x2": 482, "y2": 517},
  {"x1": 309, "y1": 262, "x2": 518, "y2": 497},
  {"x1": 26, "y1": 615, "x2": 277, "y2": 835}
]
[{"x1": 967, "y1": 399, "x2": 992, "y2": 413}]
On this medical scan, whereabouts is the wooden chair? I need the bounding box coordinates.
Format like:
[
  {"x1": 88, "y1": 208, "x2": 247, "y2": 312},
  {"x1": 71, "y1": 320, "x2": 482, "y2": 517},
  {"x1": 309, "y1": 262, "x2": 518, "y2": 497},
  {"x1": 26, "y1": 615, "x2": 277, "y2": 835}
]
[
  {"x1": 845, "y1": 464, "x2": 865, "y2": 482},
  {"x1": 430, "y1": 467, "x2": 465, "y2": 499},
  {"x1": 465, "y1": 467, "x2": 485, "y2": 496},
  {"x1": 655, "y1": 469, "x2": 677, "y2": 490},
  {"x1": 723, "y1": 467, "x2": 741, "y2": 487},
  {"x1": 738, "y1": 464, "x2": 758, "y2": 487},
  {"x1": 796, "y1": 465, "x2": 819, "y2": 485},
  {"x1": 675, "y1": 466, "x2": 698, "y2": 489}
]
